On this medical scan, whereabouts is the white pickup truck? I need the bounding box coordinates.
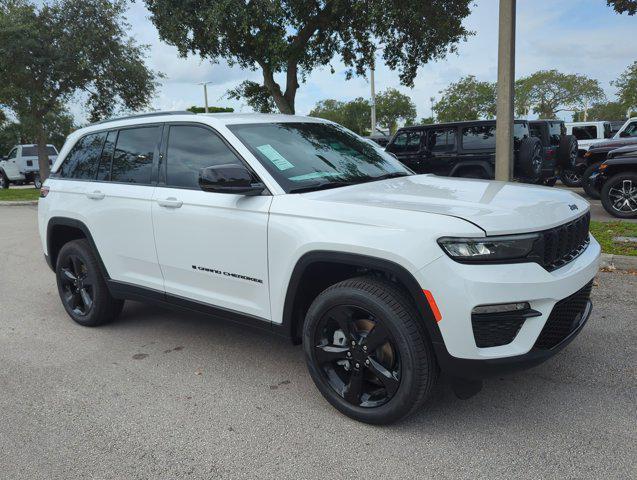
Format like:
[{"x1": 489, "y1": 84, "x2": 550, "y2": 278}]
[
  {"x1": 565, "y1": 121, "x2": 613, "y2": 155},
  {"x1": 0, "y1": 144, "x2": 58, "y2": 189}
]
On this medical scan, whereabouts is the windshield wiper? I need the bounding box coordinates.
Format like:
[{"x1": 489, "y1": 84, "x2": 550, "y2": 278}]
[
  {"x1": 366, "y1": 172, "x2": 411, "y2": 183},
  {"x1": 288, "y1": 181, "x2": 356, "y2": 193}
]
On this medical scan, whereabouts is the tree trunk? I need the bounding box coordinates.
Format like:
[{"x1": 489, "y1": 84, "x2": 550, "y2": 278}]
[
  {"x1": 35, "y1": 122, "x2": 51, "y2": 181},
  {"x1": 261, "y1": 64, "x2": 296, "y2": 114}
]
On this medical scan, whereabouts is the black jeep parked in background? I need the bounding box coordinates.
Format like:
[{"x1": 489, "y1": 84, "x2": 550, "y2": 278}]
[{"x1": 386, "y1": 119, "x2": 576, "y2": 184}]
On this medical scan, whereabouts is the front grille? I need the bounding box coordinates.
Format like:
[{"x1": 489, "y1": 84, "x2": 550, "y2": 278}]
[
  {"x1": 533, "y1": 281, "x2": 593, "y2": 350},
  {"x1": 472, "y1": 314, "x2": 525, "y2": 348},
  {"x1": 539, "y1": 212, "x2": 590, "y2": 271}
]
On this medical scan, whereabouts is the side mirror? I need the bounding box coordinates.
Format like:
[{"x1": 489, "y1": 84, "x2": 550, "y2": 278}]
[
  {"x1": 619, "y1": 131, "x2": 630, "y2": 138},
  {"x1": 198, "y1": 164, "x2": 265, "y2": 195}
]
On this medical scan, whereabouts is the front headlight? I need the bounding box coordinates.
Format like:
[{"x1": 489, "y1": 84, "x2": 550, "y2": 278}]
[{"x1": 438, "y1": 234, "x2": 540, "y2": 263}]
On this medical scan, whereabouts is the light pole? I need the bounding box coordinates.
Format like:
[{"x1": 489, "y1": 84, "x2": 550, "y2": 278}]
[
  {"x1": 495, "y1": 0, "x2": 516, "y2": 182},
  {"x1": 430, "y1": 96, "x2": 435, "y2": 120},
  {"x1": 199, "y1": 81, "x2": 212, "y2": 113},
  {"x1": 370, "y1": 59, "x2": 376, "y2": 135}
]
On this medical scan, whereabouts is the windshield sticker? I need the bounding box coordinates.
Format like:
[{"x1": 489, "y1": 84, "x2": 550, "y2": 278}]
[
  {"x1": 289, "y1": 171, "x2": 341, "y2": 181},
  {"x1": 256, "y1": 144, "x2": 294, "y2": 171}
]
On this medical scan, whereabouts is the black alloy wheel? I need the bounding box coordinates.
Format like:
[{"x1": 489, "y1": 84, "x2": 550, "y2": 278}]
[
  {"x1": 303, "y1": 277, "x2": 437, "y2": 424},
  {"x1": 0, "y1": 171, "x2": 8, "y2": 189},
  {"x1": 56, "y1": 239, "x2": 124, "y2": 326},
  {"x1": 313, "y1": 304, "x2": 401, "y2": 408},
  {"x1": 530, "y1": 143, "x2": 543, "y2": 176},
  {"x1": 601, "y1": 173, "x2": 637, "y2": 219},
  {"x1": 59, "y1": 254, "x2": 95, "y2": 317},
  {"x1": 560, "y1": 168, "x2": 582, "y2": 187}
]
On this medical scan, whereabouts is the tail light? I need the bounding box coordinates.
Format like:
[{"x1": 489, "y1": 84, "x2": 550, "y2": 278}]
[
  {"x1": 40, "y1": 186, "x2": 50, "y2": 198},
  {"x1": 546, "y1": 148, "x2": 555, "y2": 160}
]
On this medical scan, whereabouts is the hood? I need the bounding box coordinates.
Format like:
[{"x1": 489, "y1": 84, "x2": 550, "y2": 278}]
[
  {"x1": 590, "y1": 137, "x2": 637, "y2": 152},
  {"x1": 305, "y1": 175, "x2": 589, "y2": 235},
  {"x1": 608, "y1": 145, "x2": 637, "y2": 159}
]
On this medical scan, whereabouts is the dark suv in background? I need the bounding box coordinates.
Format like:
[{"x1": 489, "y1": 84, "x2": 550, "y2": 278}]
[
  {"x1": 386, "y1": 119, "x2": 575, "y2": 185},
  {"x1": 386, "y1": 120, "x2": 542, "y2": 182},
  {"x1": 528, "y1": 120, "x2": 578, "y2": 186}
]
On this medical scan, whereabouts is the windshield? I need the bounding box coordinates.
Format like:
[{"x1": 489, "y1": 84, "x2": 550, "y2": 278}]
[{"x1": 228, "y1": 122, "x2": 411, "y2": 193}]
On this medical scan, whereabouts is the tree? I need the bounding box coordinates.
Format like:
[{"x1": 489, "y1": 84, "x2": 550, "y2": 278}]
[
  {"x1": 572, "y1": 101, "x2": 634, "y2": 121},
  {"x1": 514, "y1": 70, "x2": 605, "y2": 119},
  {"x1": 607, "y1": 0, "x2": 637, "y2": 15},
  {"x1": 309, "y1": 98, "x2": 371, "y2": 135},
  {"x1": 186, "y1": 106, "x2": 234, "y2": 114},
  {"x1": 0, "y1": 108, "x2": 76, "y2": 156},
  {"x1": 376, "y1": 89, "x2": 417, "y2": 134},
  {"x1": 0, "y1": 0, "x2": 160, "y2": 180},
  {"x1": 432, "y1": 75, "x2": 496, "y2": 122},
  {"x1": 226, "y1": 81, "x2": 277, "y2": 114},
  {"x1": 613, "y1": 61, "x2": 637, "y2": 113},
  {"x1": 145, "y1": 0, "x2": 473, "y2": 114}
]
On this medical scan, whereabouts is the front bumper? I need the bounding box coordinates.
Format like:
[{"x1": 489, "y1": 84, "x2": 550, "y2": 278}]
[{"x1": 415, "y1": 235, "x2": 600, "y2": 379}]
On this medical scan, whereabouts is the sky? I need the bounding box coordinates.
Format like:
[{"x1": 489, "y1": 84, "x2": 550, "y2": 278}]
[{"x1": 73, "y1": 0, "x2": 637, "y2": 123}]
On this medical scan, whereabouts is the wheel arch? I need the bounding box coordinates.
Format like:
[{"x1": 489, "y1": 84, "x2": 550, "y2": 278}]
[
  {"x1": 449, "y1": 162, "x2": 493, "y2": 178},
  {"x1": 280, "y1": 251, "x2": 442, "y2": 347},
  {"x1": 46, "y1": 217, "x2": 109, "y2": 278}
]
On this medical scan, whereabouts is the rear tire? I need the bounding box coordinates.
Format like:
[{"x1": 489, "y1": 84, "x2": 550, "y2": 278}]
[
  {"x1": 302, "y1": 276, "x2": 437, "y2": 424},
  {"x1": 557, "y1": 135, "x2": 578, "y2": 168},
  {"x1": 0, "y1": 171, "x2": 9, "y2": 189},
  {"x1": 56, "y1": 239, "x2": 124, "y2": 326},
  {"x1": 33, "y1": 173, "x2": 42, "y2": 189},
  {"x1": 601, "y1": 173, "x2": 637, "y2": 219},
  {"x1": 560, "y1": 167, "x2": 583, "y2": 187},
  {"x1": 518, "y1": 137, "x2": 544, "y2": 180},
  {"x1": 581, "y1": 162, "x2": 602, "y2": 199}
]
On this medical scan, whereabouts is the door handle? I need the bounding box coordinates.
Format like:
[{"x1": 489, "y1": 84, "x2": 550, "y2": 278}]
[
  {"x1": 157, "y1": 197, "x2": 183, "y2": 208},
  {"x1": 86, "y1": 190, "x2": 105, "y2": 200}
]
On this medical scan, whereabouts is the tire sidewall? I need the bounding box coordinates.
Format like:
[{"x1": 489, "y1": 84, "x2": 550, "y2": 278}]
[
  {"x1": 0, "y1": 171, "x2": 8, "y2": 189},
  {"x1": 581, "y1": 162, "x2": 602, "y2": 199},
  {"x1": 33, "y1": 174, "x2": 42, "y2": 189},
  {"x1": 601, "y1": 173, "x2": 637, "y2": 219},
  {"x1": 302, "y1": 284, "x2": 427, "y2": 424}
]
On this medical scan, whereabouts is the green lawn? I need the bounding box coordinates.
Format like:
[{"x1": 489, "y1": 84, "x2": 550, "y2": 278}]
[
  {"x1": 590, "y1": 220, "x2": 637, "y2": 257},
  {"x1": 0, "y1": 188, "x2": 40, "y2": 201}
]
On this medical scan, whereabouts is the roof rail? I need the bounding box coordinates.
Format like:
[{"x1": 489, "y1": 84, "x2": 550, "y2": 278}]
[{"x1": 94, "y1": 111, "x2": 195, "y2": 125}]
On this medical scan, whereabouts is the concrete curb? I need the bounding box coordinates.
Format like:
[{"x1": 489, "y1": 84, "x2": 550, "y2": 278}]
[
  {"x1": 0, "y1": 201, "x2": 38, "y2": 206},
  {"x1": 600, "y1": 253, "x2": 637, "y2": 271}
]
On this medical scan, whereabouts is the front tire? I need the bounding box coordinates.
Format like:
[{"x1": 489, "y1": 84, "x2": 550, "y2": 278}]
[
  {"x1": 56, "y1": 239, "x2": 124, "y2": 326},
  {"x1": 33, "y1": 173, "x2": 42, "y2": 189},
  {"x1": 581, "y1": 162, "x2": 602, "y2": 199},
  {"x1": 601, "y1": 173, "x2": 637, "y2": 219},
  {"x1": 302, "y1": 277, "x2": 437, "y2": 424}
]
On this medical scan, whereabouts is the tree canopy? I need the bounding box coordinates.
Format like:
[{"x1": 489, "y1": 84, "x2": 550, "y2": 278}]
[
  {"x1": 613, "y1": 61, "x2": 637, "y2": 112},
  {"x1": 607, "y1": 0, "x2": 637, "y2": 15},
  {"x1": 0, "y1": 0, "x2": 160, "y2": 178},
  {"x1": 572, "y1": 101, "x2": 633, "y2": 122},
  {"x1": 432, "y1": 75, "x2": 496, "y2": 122},
  {"x1": 309, "y1": 89, "x2": 415, "y2": 135},
  {"x1": 186, "y1": 105, "x2": 234, "y2": 114},
  {"x1": 0, "y1": 108, "x2": 76, "y2": 157},
  {"x1": 226, "y1": 81, "x2": 277, "y2": 114},
  {"x1": 514, "y1": 70, "x2": 605, "y2": 119},
  {"x1": 145, "y1": 0, "x2": 473, "y2": 114}
]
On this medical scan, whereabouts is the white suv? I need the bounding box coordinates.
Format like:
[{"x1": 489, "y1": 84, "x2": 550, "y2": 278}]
[{"x1": 39, "y1": 112, "x2": 600, "y2": 424}]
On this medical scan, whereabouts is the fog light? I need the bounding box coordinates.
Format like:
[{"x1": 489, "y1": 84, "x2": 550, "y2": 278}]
[{"x1": 472, "y1": 302, "x2": 530, "y2": 315}]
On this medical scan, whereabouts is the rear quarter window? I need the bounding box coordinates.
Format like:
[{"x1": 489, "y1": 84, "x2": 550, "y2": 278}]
[
  {"x1": 461, "y1": 125, "x2": 496, "y2": 150},
  {"x1": 57, "y1": 133, "x2": 107, "y2": 180},
  {"x1": 21, "y1": 146, "x2": 58, "y2": 156}
]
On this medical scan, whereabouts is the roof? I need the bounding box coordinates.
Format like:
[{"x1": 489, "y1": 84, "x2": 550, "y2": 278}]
[{"x1": 397, "y1": 118, "x2": 529, "y2": 131}]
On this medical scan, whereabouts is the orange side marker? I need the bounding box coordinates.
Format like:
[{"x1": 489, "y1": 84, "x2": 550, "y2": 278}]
[{"x1": 423, "y1": 290, "x2": 442, "y2": 323}]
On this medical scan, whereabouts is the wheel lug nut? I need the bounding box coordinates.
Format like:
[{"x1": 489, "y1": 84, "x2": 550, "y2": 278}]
[
  {"x1": 355, "y1": 363, "x2": 360, "y2": 369},
  {"x1": 363, "y1": 346, "x2": 367, "y2": 351},
  {"x1": 346, "y1": 352, "x2": 351, "y2": 358},
  {"x1": 351, "y1": 341, "x2": 356, "y2": 347},
  {"x1": 365, "y1": 359, "x2": 370, "y2": 365}
]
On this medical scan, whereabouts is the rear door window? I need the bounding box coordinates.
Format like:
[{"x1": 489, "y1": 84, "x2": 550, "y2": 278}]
[
  {"x1": 571, "y1": 126, "x2": 597, "y2": 140},
  {"x1": 96, "y1": 130, "x2": 117, "y2": 181},
  {"x1": 58, "y1": 132, "x2": 107, "y2": 180},
  {"x1": 427, "y1": 128, "x2": 456, "y2": 153},
  {"x1": 110, "y1": 126, "x2": 160, "y2": 184},
  {"x1": 461, "y1": 125, "x2": 496, "y2": 150},
  {"x1": 22, "y1": 146, "x2": 57, "y2": 156},
  {"x1": 548, "y1": 122, "x2": 562, "y2": 146},
  {"x1": 390, "y1": 131, "x2": 422, "y2": 153},
  {"x1": 165, "y1": 125, "x2": 241, "y2": 189}
]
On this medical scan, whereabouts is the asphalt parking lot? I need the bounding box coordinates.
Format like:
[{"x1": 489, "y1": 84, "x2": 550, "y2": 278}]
[{"x1": 1, "y1": 205, "x2": 635, "y2": 480}]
